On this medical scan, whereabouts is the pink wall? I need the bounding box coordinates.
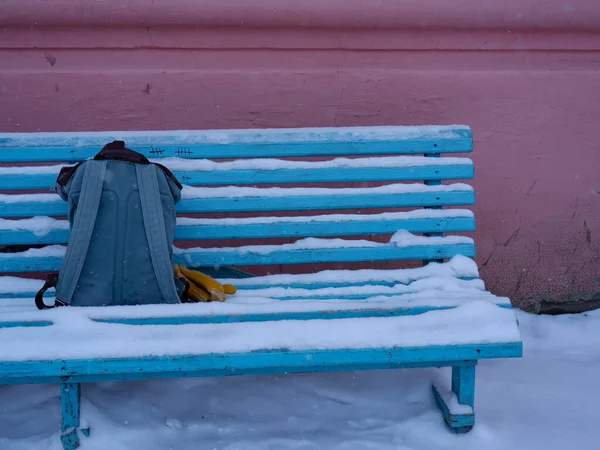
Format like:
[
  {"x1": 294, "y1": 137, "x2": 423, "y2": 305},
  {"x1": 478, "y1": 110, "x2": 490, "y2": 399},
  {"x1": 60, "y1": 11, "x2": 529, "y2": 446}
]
[{"x1": 1, "y1": 0, "x2": 600, "y2": 312}]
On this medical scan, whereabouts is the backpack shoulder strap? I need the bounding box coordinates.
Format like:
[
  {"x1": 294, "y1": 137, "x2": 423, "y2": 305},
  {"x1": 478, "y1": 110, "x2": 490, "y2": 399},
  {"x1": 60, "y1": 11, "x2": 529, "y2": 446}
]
[
  {"x1": 135, "y1": 163, "x2": 181, "y2": 304},
  {"x1": 55, "y1": 160, "x2": 107, "y2": 305}
]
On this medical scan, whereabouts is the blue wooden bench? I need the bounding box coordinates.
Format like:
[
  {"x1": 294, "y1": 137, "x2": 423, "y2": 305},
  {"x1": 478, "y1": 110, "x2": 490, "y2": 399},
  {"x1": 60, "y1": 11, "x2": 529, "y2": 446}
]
[{"x1": 0, "y1": 126, "x2": 522, "y2": 449}]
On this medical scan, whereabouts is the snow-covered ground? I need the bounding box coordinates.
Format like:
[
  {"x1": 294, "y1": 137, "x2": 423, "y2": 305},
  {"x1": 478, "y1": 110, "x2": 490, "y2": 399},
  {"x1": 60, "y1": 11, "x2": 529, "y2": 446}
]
[{"x1": 1, "y1": 308, "x2": 599, "y2": 450}]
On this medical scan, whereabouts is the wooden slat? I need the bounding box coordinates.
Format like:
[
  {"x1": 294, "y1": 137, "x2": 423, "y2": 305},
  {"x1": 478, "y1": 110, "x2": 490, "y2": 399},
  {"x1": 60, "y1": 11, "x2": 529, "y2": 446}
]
[
  {"x1": 0, "y1": 189, "x2": 475, "y2": 218},
  {"x1": 231, "y1": 285, "x2": 486, "y2": 301},
  {"x1": 0, "y1": 277, "x2": 487, "y2": 302},
  {"x1": 0, "y1": 320, "x2": 53, "y2": 327},
  {"x1": 0, "y1": 304, "x2": 510, "y2": 326},
  {"x1": 0, "y1": 163, "x2": 473, "y2": 191},
  {"x1": 0, "y1": 285, "x2": 490, "y2": 301},
  {"x1": 0, "y1": 243, "x2": 476, "y2": 272},
  {"x1": 0, "y1": 361, "x2": 471, "y2": 384},
  {"x1": 218, "y1": 259, "x2": 481, "y2": 290},
  {"x1": 0, "y1": 343, "x2": 521, "y2": 385},
  {"x1": 0, "y1": 126, "x2": 473, "y2": 162},
  {"x1": 88, "y1": 306, "x2": 458, "y2": 324},
  {"x1": 0, "y1": 156, "x2": 474, "y2": 189},
  {"x1": 215, "y1": 277, "x2": 479, "y2": 291},
  {"x1": 0, "y1": 214, "x2": 476, "y2": 245},
  {"x1": 0, "y1": 270, "x2": 484, "y2": 299}
]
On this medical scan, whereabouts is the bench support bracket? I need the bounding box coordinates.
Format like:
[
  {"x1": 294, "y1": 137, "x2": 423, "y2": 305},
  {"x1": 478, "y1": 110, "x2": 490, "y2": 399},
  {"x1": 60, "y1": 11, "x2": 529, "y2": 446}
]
[{"x1": 432, "y1": 362, "x2": 476, "y2": 433}]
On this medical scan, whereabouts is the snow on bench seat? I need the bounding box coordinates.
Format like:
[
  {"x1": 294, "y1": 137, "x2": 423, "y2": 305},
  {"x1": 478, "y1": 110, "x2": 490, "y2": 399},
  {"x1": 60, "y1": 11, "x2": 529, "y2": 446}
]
[
  {"x1": 0, "y1": 256, "x2": 497, "y2": 311},
  {"x1": 230, "y1": 277, "x2": 486, "y2": 300},
  {"x1": 0, "y1": 256, "x2": 508, "y2": 323},
  {"x1": 223, "y1": 254, "x2": 479, "y2": 287},
  {"x1": 0, "y1": 286, "x2": 512, "y2": 323},
  {"x1": 0, "y1": 301, "x2": 520, "y2": 364},
  {"x1": 0, "y1": 281, "x2": 502, "y2": 305},
  {"x1": 0, "y1": 254, "x2": 486, "y2": 301}
]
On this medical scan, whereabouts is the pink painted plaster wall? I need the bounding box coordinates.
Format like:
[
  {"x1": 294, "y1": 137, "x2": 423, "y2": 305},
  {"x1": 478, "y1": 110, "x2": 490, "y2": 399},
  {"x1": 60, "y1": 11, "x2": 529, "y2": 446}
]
[{"x1": 1, "y1": 0, "x2": 600, "y2": 311}]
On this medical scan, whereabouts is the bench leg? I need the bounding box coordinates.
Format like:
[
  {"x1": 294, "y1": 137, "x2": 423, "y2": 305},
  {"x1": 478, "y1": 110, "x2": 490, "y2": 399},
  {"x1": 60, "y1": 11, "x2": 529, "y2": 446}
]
[
  {"x1": 432, "y1": 363, "x2": 476, "y2": 433},
  {"x1": 60, "y1": 382, "x2": 90, "y2": 450}
]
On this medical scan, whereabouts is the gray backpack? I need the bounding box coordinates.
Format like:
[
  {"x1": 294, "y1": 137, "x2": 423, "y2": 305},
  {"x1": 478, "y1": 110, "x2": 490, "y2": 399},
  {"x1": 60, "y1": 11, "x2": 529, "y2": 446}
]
[{"x1": 35, "y1": 141, "x2": 183, "y2": 308}]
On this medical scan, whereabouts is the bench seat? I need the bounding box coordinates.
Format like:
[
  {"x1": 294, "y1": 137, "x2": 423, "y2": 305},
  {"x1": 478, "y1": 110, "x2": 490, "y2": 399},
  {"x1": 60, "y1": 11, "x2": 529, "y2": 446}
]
[{"x1": 0, "y1": 301, "x2": 520, "y2": 383}]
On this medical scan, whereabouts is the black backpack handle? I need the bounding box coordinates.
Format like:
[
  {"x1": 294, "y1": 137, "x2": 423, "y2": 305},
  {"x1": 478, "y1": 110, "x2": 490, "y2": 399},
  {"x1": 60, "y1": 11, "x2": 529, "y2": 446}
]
[{"x1": 35, "y1": 273, "x2": 61, "y2": 310}]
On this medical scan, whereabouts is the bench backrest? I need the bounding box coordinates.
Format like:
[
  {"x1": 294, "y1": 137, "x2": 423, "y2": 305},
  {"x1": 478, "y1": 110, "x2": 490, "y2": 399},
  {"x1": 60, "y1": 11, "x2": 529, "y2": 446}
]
[{"x1": 0, "y1": 126, "x2": 475, "y2": 278}]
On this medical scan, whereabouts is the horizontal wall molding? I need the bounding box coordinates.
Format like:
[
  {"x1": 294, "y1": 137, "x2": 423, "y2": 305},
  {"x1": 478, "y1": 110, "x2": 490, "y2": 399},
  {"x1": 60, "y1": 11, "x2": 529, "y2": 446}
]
[
  {"x1": 1, "y1": 49, "x2": 599, "y2": 73},
  {"x1": 1, "y1": 0, "x2": 600, "y2": 30},
  {"x1": 2, "y1": 28, "x2": 600, "y2": 52}
]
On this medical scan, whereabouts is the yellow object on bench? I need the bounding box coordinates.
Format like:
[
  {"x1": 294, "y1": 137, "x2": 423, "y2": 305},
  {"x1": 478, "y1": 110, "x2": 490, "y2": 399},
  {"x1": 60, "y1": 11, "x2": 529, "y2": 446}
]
[{"x1": 174, "y1": 264, "x2": 236, "y2": 303}]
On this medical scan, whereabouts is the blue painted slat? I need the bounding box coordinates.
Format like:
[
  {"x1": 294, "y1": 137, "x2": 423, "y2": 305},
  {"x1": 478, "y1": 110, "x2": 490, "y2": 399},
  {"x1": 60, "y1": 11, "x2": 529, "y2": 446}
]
[
  {"x1": 0, "y1": 305, "x2": 507, "y2": 329},
  {"x1": 95, "y1": 304, "x2": 509, "y2": 324},
  {"x1": 102, "y1": 305, "x2": 511, "y2": 325},
  {"x1": 242, "y1": 292, "x2": 478, "y2": 301},
  {"x1": 1, "y1": 363, "x2": 469, "y2": 385},
  {"x1": 179, "y1": 216, "x2": 474, "y2": 239},
  {"x1": 0, "y1": 320, "x2": 54, "y2": 327},
  {"x1": 0, "y1": 276, "x2": 481, "y2": 299},
  {"x1": 0, "y1": 290, "x2": 506, "y2": 308},
  {"x1": 0, "y1": 190, "x2": 475, "y2": 218},
  {"x1": 0, "y1": 229, "x2": 69, "y2": 245},
  {"x1": 0, "y1": 243, "x2": 476, "y2": 272},
  {"x1": 0, "y1": 361, "x2": 464, "y2": 385},
  {"x1": 0, "y1": 201, "x2": 65, "y2": 218},
  {"x1": 0, "y1": 127, "x2": 473, "y2": 162},
  {"x1": 90, "y1": 307, "x2": 454, "y2": 325},
  {"x1": 0, "y1": 164, "x2": 474, "y2": 191},
  {"x1": 0, "y1": 291, "x2": 49, "y2": 299},
  {"x1": 0, "y1": 216, "x2": 476, "y2": 245},
  {"x1": 0, "y1": 342, "x2": 522, "y2": 385},
  {"x1": 0, "y1": 140, "x2": 473, "y2": 163},
  {"x1": 182, "y1": 243, "x2": 476, "y2": 267},
  {"x1": 213, "y1": 275, "x2": 480, "y2": 291},
  {"x1": 227, "y1": 278, "x2": 480, "y2": 291}
]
